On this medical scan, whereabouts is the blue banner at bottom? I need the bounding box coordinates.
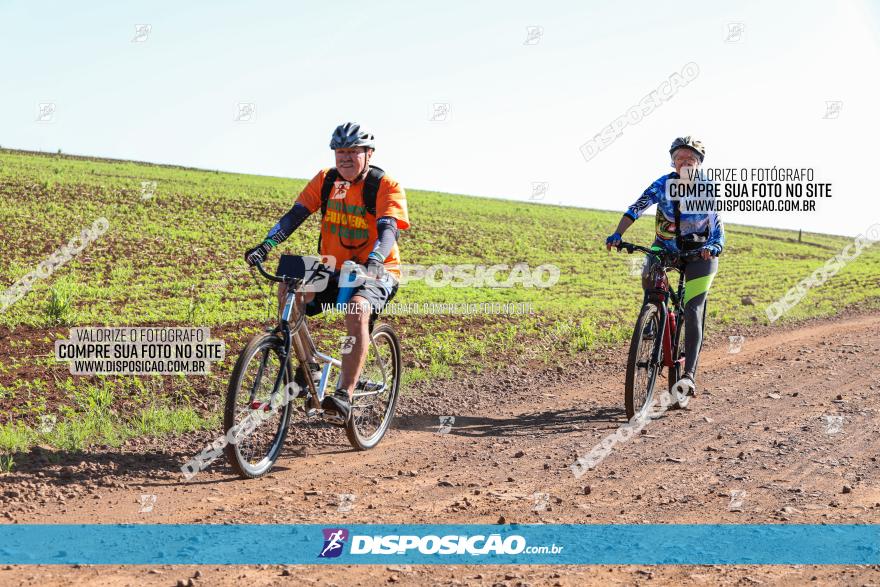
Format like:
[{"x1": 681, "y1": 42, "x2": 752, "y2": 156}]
[{"x1": 0, "y1": 524, "x2": 877, "y2": 565}]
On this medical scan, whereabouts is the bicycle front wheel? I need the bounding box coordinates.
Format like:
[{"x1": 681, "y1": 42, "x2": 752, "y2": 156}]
[
  {"x1": 669, "y1": 313, "x2": 690, "y2": 409},
  {"x1": 223, "y1": 332, "x2": 293, "y2": 478},
  {"x1": 625, "y1": 304, "x2": 663, "y2": 421},
  {"x1": 346, "y1": 323, "x2": 402, "y2": 450}
]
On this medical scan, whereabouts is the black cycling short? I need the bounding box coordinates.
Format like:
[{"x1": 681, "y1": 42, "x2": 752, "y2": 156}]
[
  {"x1": 304, "y1": 272, "x2": 398, "y2": 317},
  {"x1": 275, "y1": 255, "x2": 398, "y2": 317}
]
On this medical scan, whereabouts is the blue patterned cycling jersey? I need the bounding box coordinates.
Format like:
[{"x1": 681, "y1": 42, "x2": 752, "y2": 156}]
[{"x1": 624, "y1": 172, "x2": 725, "y2": 253}]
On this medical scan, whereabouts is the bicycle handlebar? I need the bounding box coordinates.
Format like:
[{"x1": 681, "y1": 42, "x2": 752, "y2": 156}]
[
  {"x1": 614, "y1": 241, "x2": 710, "y2": 262},
  {"x1": 253, "y1": 260, "x2": 296, "y2": 284},
  {"x1": 251, "y1": 259, "x2": 365, "y2": 285}
]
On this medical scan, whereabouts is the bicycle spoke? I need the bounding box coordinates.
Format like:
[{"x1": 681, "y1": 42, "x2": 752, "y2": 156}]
[
  {"x1": 626, "y1": 304, "x2": 661, "y2": 421},
  {"x1": 348, "y1": 327, "x2": 399, "y2": 446},
  {"x1": 225, "y1": 337, "x2": 292, "y2": 476},
  {"x1": 248, "y1": 348, "x2": 270, "y2": 404}
]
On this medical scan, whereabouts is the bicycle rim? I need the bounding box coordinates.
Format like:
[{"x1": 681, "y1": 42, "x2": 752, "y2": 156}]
[
  {"x1": 625, "y1": 304, "x2": 661, "y2": 421},
  {"x1": 224, "y1": 334, "x2": 293, "y2": 478},
  {"x1": 670, "y1": 314, "x2": 690, "y2": 409},
  {"x1": 346, "y1": 324, "x2": 401, "y2": 450}
]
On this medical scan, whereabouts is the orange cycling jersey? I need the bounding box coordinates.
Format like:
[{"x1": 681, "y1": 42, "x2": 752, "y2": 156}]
[{"x1": 296, "y1": 169, "x2": 410, "y2": 278}]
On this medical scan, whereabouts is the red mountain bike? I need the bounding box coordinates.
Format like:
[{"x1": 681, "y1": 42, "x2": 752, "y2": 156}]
[{"x1": 616, "y1": 242, "x2": 704, "y2": 421}]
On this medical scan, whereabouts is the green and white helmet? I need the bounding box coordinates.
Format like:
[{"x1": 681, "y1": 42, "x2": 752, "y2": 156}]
[{"x1": 330, "y1": 122, "x2": 376, "y2": 150}]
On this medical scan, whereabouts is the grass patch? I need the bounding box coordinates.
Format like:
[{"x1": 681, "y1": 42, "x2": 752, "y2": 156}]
[
  {"x1": 44, "y1": 280, "x2": 77, "y2": 326},
  {"x1": 128, "y1": 404, "x2": 218, "y2": 438},
  {"x1": 0, "y1": 379, "x2": 217, "y2": 453},
  {"x1": 0, "y1": 421, "x2": 33, "y2": 453},
  {"x1": 0, "y1": 454, "x2": 14, "y2": 474}
]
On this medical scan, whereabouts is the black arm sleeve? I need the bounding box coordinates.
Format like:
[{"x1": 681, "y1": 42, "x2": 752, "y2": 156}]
[
  {"x1": 265, "y1": 202, "x2": 312, "y2": 245},
  {"x1": 369, "y1": 216, "x2": 399, "y2": 261}
]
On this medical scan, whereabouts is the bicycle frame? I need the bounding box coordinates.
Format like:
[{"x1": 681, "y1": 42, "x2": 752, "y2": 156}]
[
  {"x1": 255, "y1": 261, "x2": 388, "y2": 416},
  {"x1": 619, "y1": 243, "x2": 697, "y2": 375},
  {"x1": 645, "y1": 264, "x2": 686, "y2": 371}
]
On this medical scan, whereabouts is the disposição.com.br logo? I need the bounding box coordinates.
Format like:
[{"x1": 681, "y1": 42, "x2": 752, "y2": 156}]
[
  {"x1": 317, "y1": 528, "x2": 563, "y2": 558},
  {"x1": 318, "y1": 528, "x2": 349, "y2": 558}
]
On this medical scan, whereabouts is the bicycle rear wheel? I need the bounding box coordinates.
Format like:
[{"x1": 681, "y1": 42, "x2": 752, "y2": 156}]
[
  {"x1": 346, "y1": 323, "x2": 402, "y2": 450},
  {"x1": 625, "y1": 304, "x2": 662, "y2": 421},
  {"x1": 223, "y1": 333, "x2": 294, "y2": 478}
]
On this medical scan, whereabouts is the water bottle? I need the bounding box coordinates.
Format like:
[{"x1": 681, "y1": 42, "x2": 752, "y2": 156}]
[{"x1": 336, "y1": 260, "x2": 359, "y2": 309}]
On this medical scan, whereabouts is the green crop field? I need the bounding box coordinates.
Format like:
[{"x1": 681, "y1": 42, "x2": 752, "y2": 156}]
[{"x1": 1, "y1": 148, "x2": 878, "y2": 457}]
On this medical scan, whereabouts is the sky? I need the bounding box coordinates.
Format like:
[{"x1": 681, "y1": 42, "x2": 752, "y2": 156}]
[{"x1": 1, "y1": 0, "x2": 878, "y2": 238}]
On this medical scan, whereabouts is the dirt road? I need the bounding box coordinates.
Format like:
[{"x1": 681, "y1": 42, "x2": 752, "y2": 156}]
[{"x1": 3, "y1": 313, "x2": 880, "y2": 586}]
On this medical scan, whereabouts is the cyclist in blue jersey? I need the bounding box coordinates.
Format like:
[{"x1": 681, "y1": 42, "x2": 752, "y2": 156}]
[{"x1": 606, "y1": 136, "x2": 725, "y2": 399}]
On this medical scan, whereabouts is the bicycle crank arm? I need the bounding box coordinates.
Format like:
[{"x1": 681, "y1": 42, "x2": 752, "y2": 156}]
[
  {"x1": 320, "y1": 410, "x2": 346, "y2": 426},
  {"x1": 352, "y1": 386, "x2": 386, "y2": 399},
  {"x1": 304, "y1": 407, "x2": 347, "y2": 427}
]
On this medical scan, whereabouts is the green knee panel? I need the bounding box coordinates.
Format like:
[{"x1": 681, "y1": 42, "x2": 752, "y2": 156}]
[{"x1": 683, "y1": 273, "x2": 717, "y2": 306}]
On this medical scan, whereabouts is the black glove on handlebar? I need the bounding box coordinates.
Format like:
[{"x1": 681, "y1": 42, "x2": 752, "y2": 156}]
[{"x1": 245, "y1": 241, "x2": 273, "y2": 266}]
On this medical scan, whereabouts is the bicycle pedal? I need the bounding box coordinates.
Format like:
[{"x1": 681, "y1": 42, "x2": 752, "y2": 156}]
[
  {"x1": 319, "y1": 410, "x2": 346, "y2": 426},
  {"x1": 356, "y1": 382, "x2": 385, "y2": 394}
]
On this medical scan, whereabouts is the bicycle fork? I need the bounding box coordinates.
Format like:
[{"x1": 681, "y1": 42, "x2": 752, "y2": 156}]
[
  {"x1": 652, "y1": 303, "x2": 669, "y2": 370},
  {"x1": 278, "y1": 289, "x2": 328, "y2": 408},
  {"x1": 661, "y1": 306, "x2": 675, "y2": 369}
]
